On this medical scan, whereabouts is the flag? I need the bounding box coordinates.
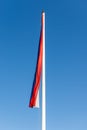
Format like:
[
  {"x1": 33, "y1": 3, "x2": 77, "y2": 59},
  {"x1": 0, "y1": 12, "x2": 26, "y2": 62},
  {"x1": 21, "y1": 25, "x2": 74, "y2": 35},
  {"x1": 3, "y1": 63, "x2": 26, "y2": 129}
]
[
  {"x1": 29, "y1": 17, "x2": 43, "y2": 108},
  {"x1": 29, "y1": 11, "x2": 46, "y2": 130}
]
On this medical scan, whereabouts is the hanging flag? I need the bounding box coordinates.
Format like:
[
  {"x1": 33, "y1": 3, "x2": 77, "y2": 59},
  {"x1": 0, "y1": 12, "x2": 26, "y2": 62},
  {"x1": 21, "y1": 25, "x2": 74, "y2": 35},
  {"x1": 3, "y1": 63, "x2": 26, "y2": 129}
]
[
  {"x1": 29, "y1": 11, "x2": 46, "y2": 130},
  {"x1": 29, "y1": 18, "x2": 43, "y2": 108}
]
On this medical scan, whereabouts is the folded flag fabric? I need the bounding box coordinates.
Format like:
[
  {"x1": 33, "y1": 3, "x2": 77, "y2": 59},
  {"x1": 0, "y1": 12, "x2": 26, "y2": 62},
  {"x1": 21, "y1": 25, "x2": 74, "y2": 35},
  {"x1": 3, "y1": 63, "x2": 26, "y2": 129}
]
[{"x1": 29, "y1": 22, "x2": 43, "y2": 108}]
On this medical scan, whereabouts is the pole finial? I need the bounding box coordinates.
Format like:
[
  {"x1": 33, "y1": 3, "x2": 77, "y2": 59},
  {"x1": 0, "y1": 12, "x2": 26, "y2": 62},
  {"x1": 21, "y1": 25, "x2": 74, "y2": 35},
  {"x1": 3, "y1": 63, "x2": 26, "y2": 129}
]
[{"x1": 42, "y1": 10, "x2": 45, "y2": 14}]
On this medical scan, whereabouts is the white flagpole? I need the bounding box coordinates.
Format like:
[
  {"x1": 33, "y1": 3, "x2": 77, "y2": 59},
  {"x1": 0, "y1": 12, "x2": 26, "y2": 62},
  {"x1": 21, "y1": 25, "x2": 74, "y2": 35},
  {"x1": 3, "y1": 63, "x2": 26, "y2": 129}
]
[{"x1": 42, "y1": 12, "x2": 46, "y2": 130}]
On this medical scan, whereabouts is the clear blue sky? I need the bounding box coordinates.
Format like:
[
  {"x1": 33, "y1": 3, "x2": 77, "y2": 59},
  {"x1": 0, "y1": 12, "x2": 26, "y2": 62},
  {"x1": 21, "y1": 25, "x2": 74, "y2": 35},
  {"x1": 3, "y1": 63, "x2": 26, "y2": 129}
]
[{"x1": 0, "y1": 0, "x2": 87, "y2": 130}]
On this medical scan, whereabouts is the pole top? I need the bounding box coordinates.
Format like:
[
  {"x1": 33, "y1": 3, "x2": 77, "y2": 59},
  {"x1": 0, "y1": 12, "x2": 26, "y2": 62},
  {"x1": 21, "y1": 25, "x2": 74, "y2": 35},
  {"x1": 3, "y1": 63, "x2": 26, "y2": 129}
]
[{"x1": 42, "y1": 10, "x2": 45, "y2": 15}]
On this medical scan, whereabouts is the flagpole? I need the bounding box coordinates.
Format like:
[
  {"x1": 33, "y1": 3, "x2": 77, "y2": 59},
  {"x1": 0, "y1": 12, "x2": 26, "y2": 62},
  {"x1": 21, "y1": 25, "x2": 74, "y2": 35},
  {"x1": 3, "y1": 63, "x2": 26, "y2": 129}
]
[{"x1": 42, "y1": 12, "x2": 46, "y2": 130}]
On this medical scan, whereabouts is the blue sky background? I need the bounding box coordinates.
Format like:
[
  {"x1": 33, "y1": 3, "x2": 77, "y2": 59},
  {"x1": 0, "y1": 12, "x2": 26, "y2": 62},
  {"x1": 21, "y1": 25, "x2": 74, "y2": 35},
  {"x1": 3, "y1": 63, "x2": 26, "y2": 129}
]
[{"x1": 0, "y1": 0, "x2": 87, "y2": 130}]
